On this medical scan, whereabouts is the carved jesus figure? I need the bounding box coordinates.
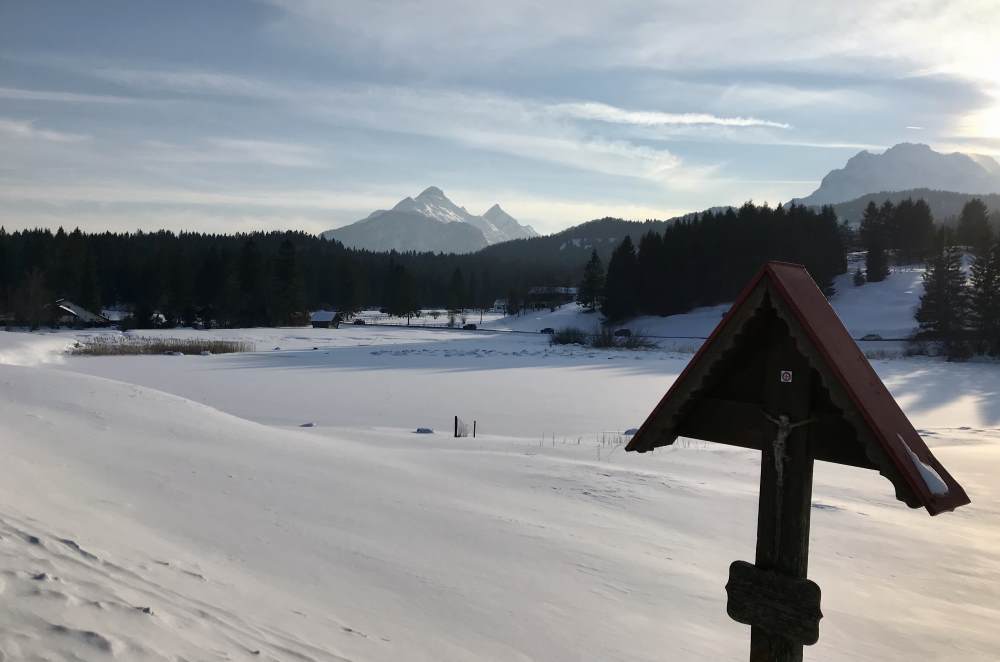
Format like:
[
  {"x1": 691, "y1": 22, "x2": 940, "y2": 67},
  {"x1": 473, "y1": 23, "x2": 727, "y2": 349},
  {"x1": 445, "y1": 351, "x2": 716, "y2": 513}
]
[{"x1": 762, "y1": 412, "x2": 814, "y2": 486}]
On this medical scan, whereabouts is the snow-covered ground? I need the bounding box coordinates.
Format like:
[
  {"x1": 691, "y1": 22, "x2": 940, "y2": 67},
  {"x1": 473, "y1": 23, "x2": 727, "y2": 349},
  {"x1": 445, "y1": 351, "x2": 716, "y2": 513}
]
[{"x1": 2, "y1": 275, "x2": 999, "y2": 661}]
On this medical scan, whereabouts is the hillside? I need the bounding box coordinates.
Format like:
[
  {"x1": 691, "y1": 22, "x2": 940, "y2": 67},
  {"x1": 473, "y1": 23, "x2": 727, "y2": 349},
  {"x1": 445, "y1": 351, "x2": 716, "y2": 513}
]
[
  {"x1": 476, "y1": 217, "x2": 669, "y2": 267},
  {"x1": 830, "y1": 189, "x2": 1000, "y2": 224}
]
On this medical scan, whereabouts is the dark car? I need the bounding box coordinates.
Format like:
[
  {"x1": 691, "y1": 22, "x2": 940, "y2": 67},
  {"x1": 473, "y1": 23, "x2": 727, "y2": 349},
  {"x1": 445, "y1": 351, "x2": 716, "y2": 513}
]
[
  {"x1": 462, "y1": 323, "x2": 477, "y2": 330},
  {"x1": 540, "y1": 327, "x2": 555, "y2": 334},
  {"x1": 353, "y1": 318, "x2": 367, "y2": 325},
  {"x1": 614, "y1": 328, "x2": 632, "y2": 337}
]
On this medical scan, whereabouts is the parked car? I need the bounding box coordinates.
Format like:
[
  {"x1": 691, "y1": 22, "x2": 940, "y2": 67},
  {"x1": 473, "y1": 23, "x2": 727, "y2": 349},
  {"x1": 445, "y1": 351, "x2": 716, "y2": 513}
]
[
  {"x1": 462, "y1": 323, "x2": 477, "y2": 330},
  {"x1": 540, "y1": 327, "x2": 555, "y2": 334},
  {"x1": 860, "y1": 333, "x2": 883, "y2": 341},
  {"x1": 614, "y1": 328, "x2": 632, "y2": 337},
  {"x1": 353, "y1": 319, "x2": 367, "y2": 325}
]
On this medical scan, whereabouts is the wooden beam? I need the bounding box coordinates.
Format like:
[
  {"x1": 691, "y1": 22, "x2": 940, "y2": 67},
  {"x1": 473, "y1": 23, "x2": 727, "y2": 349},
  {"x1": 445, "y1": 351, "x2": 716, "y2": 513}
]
[{"x1": 748, "y1": 329, "x2": 817, "y2": 662}]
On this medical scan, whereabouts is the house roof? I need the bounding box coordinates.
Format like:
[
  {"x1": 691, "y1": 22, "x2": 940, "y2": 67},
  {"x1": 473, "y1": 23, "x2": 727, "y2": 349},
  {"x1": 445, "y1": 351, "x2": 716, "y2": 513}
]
[
  {"x1": 626, "y1": 261, "x2": 970, "y2": 516},
  {"x1": 54, "y1": 299, "x2": 108, "y2": 324},
  {"x1": 310, "y1": 310, "x2": 338, "y2": 322}
]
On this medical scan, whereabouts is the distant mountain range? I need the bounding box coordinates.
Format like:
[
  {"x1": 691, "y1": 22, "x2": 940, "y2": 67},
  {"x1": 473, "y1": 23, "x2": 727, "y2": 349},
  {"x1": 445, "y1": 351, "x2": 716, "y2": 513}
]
[
  {"x1": 323, "y1": 144, "x2": 1000, "y2": 256},
  {"x1": 323, "y1": 187, "x2": 538, "y2": 253},
  {"x1": 795, "y1": 143, "x2": 1000, "y2": 207}
]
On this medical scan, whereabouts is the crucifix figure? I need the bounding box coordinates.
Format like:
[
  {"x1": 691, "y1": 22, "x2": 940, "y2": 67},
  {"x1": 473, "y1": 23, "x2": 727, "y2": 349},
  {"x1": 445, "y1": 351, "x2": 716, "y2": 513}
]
[{"x1": 761, "y1": 412, "x2": 815, "y2": 488}]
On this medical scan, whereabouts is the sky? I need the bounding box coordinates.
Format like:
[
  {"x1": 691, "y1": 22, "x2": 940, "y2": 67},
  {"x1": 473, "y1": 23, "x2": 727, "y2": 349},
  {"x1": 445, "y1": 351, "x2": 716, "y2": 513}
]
[{"x1": 1, "y1": 0, "x2": 999, "y2": 236}]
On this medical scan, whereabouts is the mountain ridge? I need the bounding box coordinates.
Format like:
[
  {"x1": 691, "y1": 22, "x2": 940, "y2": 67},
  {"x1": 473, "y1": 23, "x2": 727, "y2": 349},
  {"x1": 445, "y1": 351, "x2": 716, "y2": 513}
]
[
  {"x1": 324, "y1": 187, "x2": 537, "y2": 253},
  {"x1": 794, "y1": 143, "x2": 1000, "y2": 207}
]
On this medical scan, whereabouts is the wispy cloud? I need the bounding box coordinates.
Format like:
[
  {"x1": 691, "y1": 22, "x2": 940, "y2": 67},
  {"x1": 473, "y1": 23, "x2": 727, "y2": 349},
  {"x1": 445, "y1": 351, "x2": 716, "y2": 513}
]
[
  {"x1": 141, "y1": 138, "x2": 328, "y2": 168},
  {"x1": 72, "y1": 66, "x2": 733, "y2": 186},
  {"x1": 90, "y1": 67, "x2": 285, "y2": 99},
  {"x1": 0, "y1": 86, "x2": 136, "y2": 104},
  {"x1": 0, "y1": 181, "x2": 393, "y2": 211},
  {"x1": 551, "y1": 101, "x2": 790, "y2": 129},
  {"x1": 0, "y1": 117, "x2": 89, "y2": 143}
]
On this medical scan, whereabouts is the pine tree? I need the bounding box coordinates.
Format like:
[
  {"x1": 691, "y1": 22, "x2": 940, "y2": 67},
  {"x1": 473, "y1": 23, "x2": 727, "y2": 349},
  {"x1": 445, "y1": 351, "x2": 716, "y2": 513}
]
[
  {"x1": 601, "y1": 236, "x2": 639, "y2": 321},
  {"x1": 447, "y1": 267, "x2": 466, "y2": 313},
  {"x1": 969, "y1": 239, "x2": 1000, "y2": 355},
  {"x1": 577, "y1": 250, "x2": 605, "y2": 311},
  {"x1": 899, "y1": 198, "x2": 935, "y2": 264},
  {"x1": 238, "y1": 240, "x2": 266, "y2": 326},
  {"x1": 916, "y1": 233, "x2": 969, "y2": 358},
  {"x1": 336, "y1": 262, "x2": 362, "y2": 317},
  {"x1": 861, "y1": 201, "x2": 890, "y2": 282},
  {"x1": 636, "y1": 231, "x2": 664, "y2": 313},
  {"x1": 77, "y1": 251, "x2": 101, "y2": 314},
  {"x1": 853, "y1": 267, "x2": 865, "y2": 287},
  {"x1": 957, "y1": 199, "x2": 993, "y2": 253},
  {"x1": 14, "y1": 268, "x2": 50, "y2": 329},
  {"x1": 272, "y1": 238, "x2": 304, "y2": 326}
]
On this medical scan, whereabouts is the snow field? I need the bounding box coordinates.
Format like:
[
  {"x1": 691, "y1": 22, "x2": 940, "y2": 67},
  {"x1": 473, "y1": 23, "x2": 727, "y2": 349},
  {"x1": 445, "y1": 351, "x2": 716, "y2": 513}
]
[{"x1": 1, "y1": 283, "x2": 999, "y2": 660}]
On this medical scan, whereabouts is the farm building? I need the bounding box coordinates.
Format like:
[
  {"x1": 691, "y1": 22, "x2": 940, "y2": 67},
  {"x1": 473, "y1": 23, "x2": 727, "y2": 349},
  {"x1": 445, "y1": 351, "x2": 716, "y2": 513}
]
[
  {"x1": 310, "y1": 310, "x2": 340, "y2": 328},
  {"x1": 526, "y1": 286, "x2": 578, "y2": 310},
  {"x1": 52, "y1": 299, "x2": 110, "y2": 327}
]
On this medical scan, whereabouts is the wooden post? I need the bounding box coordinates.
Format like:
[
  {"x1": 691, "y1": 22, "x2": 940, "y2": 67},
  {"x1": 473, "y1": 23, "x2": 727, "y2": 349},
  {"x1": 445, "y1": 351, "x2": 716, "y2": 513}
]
[
  {"x1": 749, "y1": 335, "x2": 815, "y2": 662},
  {"x1": 454, "y1": 415, "x2": 458, "y2": 438},
  {"x1": 473, "y1": 420, "x2": 477, "y2": 438}
]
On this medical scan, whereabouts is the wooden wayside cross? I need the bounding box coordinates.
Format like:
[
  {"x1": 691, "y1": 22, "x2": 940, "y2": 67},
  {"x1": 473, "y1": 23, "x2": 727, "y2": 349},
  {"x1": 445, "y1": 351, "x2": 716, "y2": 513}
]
[{"x1": 626, "y1": 262, "x2": 970, "y2": 662}]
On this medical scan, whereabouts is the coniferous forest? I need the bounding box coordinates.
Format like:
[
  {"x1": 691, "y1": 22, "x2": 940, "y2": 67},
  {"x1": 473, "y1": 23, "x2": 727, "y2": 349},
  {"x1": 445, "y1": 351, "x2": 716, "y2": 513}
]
[{"x1": 2, "y1": 201, "x2": 848, "y2": 329}]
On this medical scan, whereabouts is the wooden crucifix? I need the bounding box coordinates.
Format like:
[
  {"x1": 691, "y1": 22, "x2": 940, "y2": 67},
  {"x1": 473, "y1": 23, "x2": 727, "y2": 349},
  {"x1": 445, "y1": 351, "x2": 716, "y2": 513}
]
[{"x1": 626, "y1": 262, "x2": 970, "y2": 661}]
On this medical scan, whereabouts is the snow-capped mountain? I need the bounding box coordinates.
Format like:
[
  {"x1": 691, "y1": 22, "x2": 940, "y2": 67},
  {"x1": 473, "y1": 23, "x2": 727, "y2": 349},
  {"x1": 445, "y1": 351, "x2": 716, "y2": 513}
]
[
  {"x1": 795, "y1": 143, "x2": 1000, "y2": 207},
  {"x1": 323, "y1": 187, "x2": 538, "y2": 254}
]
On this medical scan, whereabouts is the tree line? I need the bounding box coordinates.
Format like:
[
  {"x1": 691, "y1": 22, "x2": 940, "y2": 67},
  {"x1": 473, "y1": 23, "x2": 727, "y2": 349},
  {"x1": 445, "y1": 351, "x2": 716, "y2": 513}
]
[
  {"x1": 577, "y1": 202, "x2": 848, "y2": 321},
  {"x1": 914, "y1": 200, "x2": 1000, "y2": 358},
  {"x1": 0, "y1": 228, "x2": 563, "y2": 328}
]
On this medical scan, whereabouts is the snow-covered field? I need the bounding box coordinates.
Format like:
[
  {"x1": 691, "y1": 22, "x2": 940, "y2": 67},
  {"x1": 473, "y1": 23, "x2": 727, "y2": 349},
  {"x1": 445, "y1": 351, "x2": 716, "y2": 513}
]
[{"x1": 2, "y1": 276, "x2": 999, "y2": 661}]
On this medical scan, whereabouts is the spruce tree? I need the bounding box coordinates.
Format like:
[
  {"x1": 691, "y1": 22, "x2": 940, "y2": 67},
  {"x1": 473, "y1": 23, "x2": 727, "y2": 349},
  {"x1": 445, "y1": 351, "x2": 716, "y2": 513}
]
[
  {"x1": 78, "y1": 252, "x2": 101, "y2": 313},
  {"x1": 636, "y1": 231, "x2": 664, "y2": 313},
  {"x1": 861, "y1": 201, "x2": 890, "y2": 282},
  {"x1": 601, "y1": 236, "x2": 639, "y2": 321},
  {"x1": 916, "y1": 233, "x2": 969, "y2": 358},
  {"x1": 272, "y1": 238, "x2": 304, "y2": 326},
  {"x1": 447, "y1": 267, "x2": 466, "y2": 313},
  {"x1": 577, "y1": 250, "x2": 605, "y2": 311},
  {"x1": 957, "y1": 199, "x2": 993, "y2": 253},
  {"x1": 969, "y1": 239, "x2": 1000, "y2": 355},
  {"x1": 853, "y1": 267, "x2": 865, "y2": 286}
]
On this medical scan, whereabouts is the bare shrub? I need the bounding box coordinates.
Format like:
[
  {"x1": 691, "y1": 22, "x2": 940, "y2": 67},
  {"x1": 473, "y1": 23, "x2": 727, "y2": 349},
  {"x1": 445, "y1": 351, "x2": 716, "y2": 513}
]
[
  {"x1": 620, "y1": 331, "x2": 656, "y2": 349},
  {"x1": 550, "y1": 327, "x2": 588, "y2": 345},
  {"x1": 70, "y1": 335, "x2": 255, "y2": 356},
  {"x1": 590, "y1": 325, "x2": 617, "y2": 348}
]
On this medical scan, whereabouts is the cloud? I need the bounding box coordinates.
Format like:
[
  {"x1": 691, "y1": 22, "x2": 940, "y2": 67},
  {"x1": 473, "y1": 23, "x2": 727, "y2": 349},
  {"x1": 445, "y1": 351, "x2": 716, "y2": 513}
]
[
  {"x1": 0, "y1": 181, "x2": 389, "y2": 210},
  {"x1": 262, "y1": 0, "x2": 1000, "y2": 85},
  {"x1": 0, "y1": 86, "x2": 137, "y2": 104},
  {"x1": 141, "y1": 138, "x2": 328, "y2": 168},
  {"x1": 550, "y1": 101, "x2": 790, "y2": 129},
  {"x1": 73, "y1": 66, "x2": 722, "y2": 186},
  {"x1": 90, "y1": 66, "x2": 286, "y2": 100},
  {"x1": 0, "y1": 117, "x2": 89, "y2": 143}
]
